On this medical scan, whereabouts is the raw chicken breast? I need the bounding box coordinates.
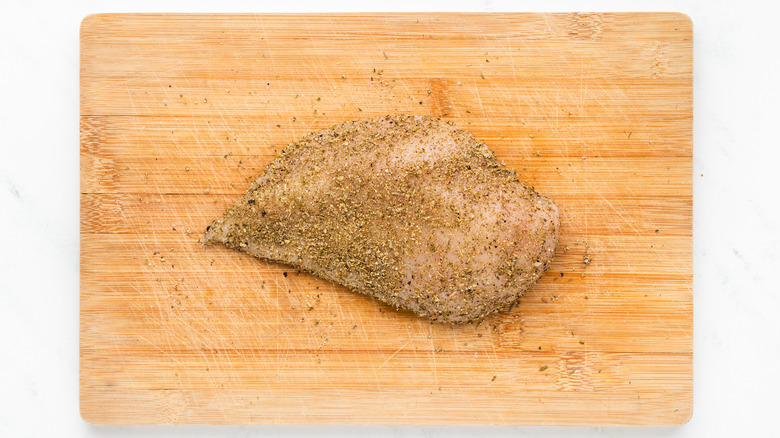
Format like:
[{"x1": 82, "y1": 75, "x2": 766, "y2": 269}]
[{"x1": 205, "y1": 115, "x2": 559, "y2": 323}]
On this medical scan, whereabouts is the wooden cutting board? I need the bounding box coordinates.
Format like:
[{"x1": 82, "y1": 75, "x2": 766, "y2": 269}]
[{"x1": 80, "y1": 13, "x2": 692, "y2": 425}]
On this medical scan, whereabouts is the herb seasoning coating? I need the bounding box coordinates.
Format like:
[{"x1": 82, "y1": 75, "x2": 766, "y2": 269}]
[{"x1": 205, "y1": 115, "x2": 559, "y2": 323}]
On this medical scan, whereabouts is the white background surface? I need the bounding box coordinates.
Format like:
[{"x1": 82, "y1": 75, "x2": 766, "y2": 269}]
[{"x1": 1, "y1": 0, "x2": 778, "y2": 436}]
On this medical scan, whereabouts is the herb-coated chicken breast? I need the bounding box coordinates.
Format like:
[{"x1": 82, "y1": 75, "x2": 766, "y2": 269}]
[{"x1": 205, "y1": 115, "x2": 559, "y2": 323}]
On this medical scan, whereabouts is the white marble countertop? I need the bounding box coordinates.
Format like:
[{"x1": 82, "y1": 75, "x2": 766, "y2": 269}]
[{"x1": 1, "y1": 0, "x2": 777, "y2": 436}]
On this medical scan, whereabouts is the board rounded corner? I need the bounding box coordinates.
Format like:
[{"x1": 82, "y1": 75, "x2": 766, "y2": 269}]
[{"x1": 80, "y1": 13, "x2": 111, "y2": 38}]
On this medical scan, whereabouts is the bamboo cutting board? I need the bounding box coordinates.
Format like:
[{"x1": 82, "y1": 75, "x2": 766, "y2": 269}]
[{"x1": 80, "y1": 13, "x2": 692, "y2": 425}]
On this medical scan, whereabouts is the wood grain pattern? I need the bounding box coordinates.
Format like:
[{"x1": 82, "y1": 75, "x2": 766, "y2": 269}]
[{"x1": 80, "y1": 13, "x2": 693, "y2": 425}]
